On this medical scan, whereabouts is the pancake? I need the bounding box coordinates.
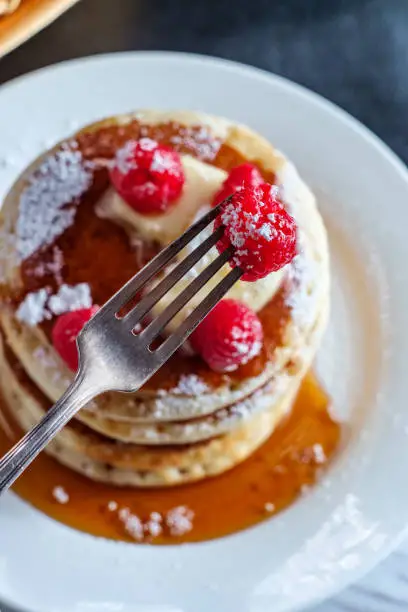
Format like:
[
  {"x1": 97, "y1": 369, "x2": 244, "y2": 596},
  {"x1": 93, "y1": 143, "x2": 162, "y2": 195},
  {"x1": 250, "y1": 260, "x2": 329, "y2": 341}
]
[
  {"x1": 0, "y1": 336, "x2": 301, "y2": 487},
  {"x1": 72, "y1": 299, "x2": 328, "y2": 444},
  {"x1": 0, "y1": 110, "x2": 330, "y2": 486},
  {"x1": 0, "y1": 110, "x2": 329, "y2": 424}
]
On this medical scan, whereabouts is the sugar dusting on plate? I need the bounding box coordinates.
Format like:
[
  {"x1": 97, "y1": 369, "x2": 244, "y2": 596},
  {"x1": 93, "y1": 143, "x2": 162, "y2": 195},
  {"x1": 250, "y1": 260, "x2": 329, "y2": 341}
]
[
  {"x1": 114, "y1": 505, "x2": 194, "y2": 542},
  {"x1": 52, "y1": 485, "x2": 69, "y2": 504}
]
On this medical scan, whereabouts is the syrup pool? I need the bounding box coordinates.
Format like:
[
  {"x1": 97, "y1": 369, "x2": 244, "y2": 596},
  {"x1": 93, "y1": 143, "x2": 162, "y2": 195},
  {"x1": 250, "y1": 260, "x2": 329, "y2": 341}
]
[{"x1": 0, "y1": 371, "x2": 340, "y2": 544}]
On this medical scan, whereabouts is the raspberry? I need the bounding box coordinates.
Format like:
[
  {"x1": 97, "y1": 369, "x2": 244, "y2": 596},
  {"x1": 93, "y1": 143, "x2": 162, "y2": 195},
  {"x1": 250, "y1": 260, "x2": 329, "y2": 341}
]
[
  {"x1": 212, "y1": 163, "x2": 263, "y2": 207},
  {"x1": 190, "y1": 299, "x2": 263, "y2": 373},
  {"x1": 214, "y1": 183, "x2": 297, "y2": 282},
  {"x1": 110, "y1": 138, "x2": 185, "y2": 214},
  {"x1": 52, "y1": 306, "x2": 99, "y2": 371}
]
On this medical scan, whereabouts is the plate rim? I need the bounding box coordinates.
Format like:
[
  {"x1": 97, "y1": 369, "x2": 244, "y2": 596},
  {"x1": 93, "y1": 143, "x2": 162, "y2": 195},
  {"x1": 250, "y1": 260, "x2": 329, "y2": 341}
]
[{"x1": 1, "y1": 49, "x2": 407, "y2": 177}]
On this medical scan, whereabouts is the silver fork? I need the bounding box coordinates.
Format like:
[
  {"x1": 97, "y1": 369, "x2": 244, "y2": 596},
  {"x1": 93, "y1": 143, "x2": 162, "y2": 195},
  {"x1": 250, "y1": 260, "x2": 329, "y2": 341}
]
[{"x1": 0, "y1": 200, "x2": 242, "y2": 494}]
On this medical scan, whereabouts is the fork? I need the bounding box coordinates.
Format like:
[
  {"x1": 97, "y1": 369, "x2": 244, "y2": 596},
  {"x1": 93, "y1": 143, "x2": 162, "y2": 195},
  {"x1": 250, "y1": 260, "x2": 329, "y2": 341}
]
[{"x1": 0, "y1": 200, "x2": 242, "y2": 494}]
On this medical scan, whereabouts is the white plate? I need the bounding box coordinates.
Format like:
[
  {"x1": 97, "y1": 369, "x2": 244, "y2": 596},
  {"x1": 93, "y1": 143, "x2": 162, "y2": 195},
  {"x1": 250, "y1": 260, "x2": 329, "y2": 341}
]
[{"x1": 0, "y1": 52, "x2": 407, "y2": 612}]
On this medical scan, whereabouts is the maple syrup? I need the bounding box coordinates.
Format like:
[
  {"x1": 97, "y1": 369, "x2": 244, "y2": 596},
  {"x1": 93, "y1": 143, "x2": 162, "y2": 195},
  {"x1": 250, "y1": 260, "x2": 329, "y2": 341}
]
[{"x1": 0, "y1": 372, "x2": 340, "y2": 544}]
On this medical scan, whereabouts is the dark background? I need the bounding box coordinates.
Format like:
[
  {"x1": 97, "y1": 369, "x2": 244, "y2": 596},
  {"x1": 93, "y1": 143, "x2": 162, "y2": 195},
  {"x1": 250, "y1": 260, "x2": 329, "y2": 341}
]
[{"x1": 0, "y1": 0, "x2": 407, "y2": 164}]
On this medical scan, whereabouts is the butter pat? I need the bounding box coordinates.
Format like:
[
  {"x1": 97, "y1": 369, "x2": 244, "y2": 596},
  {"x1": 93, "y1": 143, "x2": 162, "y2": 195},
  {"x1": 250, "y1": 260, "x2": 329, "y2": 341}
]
[{"x1": 97, "y1": 155, "x2": 227, "y2": 245}]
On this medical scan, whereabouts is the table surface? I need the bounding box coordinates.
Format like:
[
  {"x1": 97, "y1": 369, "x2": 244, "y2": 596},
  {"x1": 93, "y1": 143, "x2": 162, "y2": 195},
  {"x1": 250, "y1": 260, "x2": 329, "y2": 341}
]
[{"x1": 1, "y1": 0, "x2": 408, "y2": 610}]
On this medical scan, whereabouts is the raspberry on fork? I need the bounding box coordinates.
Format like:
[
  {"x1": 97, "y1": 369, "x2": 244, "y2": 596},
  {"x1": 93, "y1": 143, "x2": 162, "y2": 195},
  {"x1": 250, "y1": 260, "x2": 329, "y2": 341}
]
[
  {"x1": 212, "y1": 163, "x2": 263, "y2": 207},
  {"x1": 110, "y1": 138, "x2": 185, "y2": 214},
  {"x1": 190, "y1": 299, "x2": 263, "y2": 373},
  {"x1": 52, "y1": 306, "x2": 99, "y2": 371},
  {"x1": 214, "y1": 183, "x2": 297, "y2": 282}
]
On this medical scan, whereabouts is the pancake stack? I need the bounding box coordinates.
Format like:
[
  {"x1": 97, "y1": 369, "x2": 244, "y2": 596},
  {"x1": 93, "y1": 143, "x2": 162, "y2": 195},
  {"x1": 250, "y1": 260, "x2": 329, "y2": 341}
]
[{"x1": 0, "y1": 110, "x2": 329, "y2": 487}]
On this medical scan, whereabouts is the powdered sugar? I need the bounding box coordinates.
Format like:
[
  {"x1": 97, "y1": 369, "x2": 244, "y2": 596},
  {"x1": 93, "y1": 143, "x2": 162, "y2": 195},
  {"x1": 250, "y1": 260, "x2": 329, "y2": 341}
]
[
  {"x1": 32, "y1": 345, "x2": 70, "y2": 387},
  {"x1": 16, "y1": 144, "x2": 92, "y2": 260},
  {"x1": 16, "y1": 288, "x2": 50, "y2": 326},
  {"x1": 313, "y1": 443, "x2": 326, "y2": 464},
  {"x1": 215, "y1": 385, "x2": 268, "y2": 423},
  {"x1": 52, "y1": 485, "x2": 69, "y2": 504},
  {"x1": 165, "y1": 506, "x2": 194, "y2": 536},
  {"x1": 150, "y1": 149, "x2": 174, "y2": 174},
  {"x1": 48, "y1": 283, "x2": 92, "y2": 315},
  {"x1": 118, "y1": 507, "x2": 144, "y2": 541},
  {"x1": 115, "y1": 138, "x2": 165, "y2": 174},
  {"x1": 171, "y1": 373, "x2": 209, "y2": 396},
  {"x1": 138, "y1": 137, "x2": 156, "y2": 152},
  {"x1": 231, "y1": 338, "x2": 262, "y2": 362},
  {"x1": 221, "y1": 202, "x2": 245, "y2": 247},
  {"x1": 127, "y1": 380, "x2": 282, "y2": 443},
  {"x1": 114, "y1": 506, "x2": 193, "y2": 541},
  {"x1": 229, "y1": 323, "x2": 261, "y2": 359},
  {"x1": 115, "y1": 140, "x2": 137, "y2": 174},
  {"x1": 258, "y1": 223, "x2": 274, "y2": 241},
  {"x1": 221, "y1": 201, "x2": 279, "y2": 250},
  {"x1": 169, "y1": 125, "x2": 220, "y2": 160},
  {"x1": 16, "y1": 283, "x2": 92, "y2": 326},
  {"x1": 131, "y1": 182, "x2": 156, "y2": 198},
  {"x1": 144, "y1": 512, "x2": 163, "y2": 538},
  {"x1": 224, "y1": 320, "x2": 262, "y2": 368},
  {"x1": 286, "y1": 240, "x2": 319, "y2": 329}
]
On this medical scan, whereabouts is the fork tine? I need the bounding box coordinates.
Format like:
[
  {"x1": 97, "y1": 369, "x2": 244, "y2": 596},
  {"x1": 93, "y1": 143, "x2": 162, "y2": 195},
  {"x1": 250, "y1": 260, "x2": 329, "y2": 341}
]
[
  {"x1": 99, "y1": 201, "x2": 226, "y2": 317},
  {"x1": 121, "y1": 225, "x2": 224, "y2": 331},
  {"x1": 142, "y1": 246, "x2": 235, "y2": 343},
  {"x1": 157, "y1": 266, "x2": 242, "y2": 358}
]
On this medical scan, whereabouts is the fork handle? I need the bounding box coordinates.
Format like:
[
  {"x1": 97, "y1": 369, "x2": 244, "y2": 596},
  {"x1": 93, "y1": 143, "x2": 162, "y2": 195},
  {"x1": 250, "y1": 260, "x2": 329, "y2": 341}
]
[{"x1": 0, "y1": 370, "x2": 99, "y2": 494}]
